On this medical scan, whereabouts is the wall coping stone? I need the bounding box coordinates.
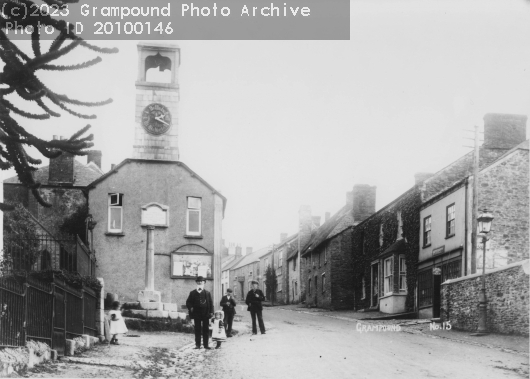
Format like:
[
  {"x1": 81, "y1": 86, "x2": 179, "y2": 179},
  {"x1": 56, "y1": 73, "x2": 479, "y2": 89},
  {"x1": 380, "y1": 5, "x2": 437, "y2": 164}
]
[{"x1": 442, "y1": 259, "x2": 529, "y2": 286}]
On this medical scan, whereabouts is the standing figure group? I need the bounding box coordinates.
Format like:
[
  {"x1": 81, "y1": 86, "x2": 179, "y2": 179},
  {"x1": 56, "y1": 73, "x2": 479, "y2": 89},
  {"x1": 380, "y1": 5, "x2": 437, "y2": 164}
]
[{"x1": 186, "y1": 277, "x2": 267, "y2": 349}]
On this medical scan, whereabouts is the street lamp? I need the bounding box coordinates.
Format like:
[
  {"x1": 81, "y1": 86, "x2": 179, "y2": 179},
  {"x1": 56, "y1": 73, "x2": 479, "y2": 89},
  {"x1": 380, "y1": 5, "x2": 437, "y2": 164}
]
[{"x1": 472, "y1": 209, "x2": 494, "y2": 336}]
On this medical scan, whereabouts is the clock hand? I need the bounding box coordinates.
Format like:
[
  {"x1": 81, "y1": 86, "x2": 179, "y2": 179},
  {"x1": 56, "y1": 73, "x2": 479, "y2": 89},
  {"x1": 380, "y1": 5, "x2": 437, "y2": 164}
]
[{"x1": 154, "y1": 116, "x2": 170, "y2": 126}]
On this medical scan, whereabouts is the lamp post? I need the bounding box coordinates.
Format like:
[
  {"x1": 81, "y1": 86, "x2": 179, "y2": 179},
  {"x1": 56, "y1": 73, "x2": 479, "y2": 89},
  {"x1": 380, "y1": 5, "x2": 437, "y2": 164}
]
[{"x1": 472, "y1": 209, "x2": 494, "y2": 336}]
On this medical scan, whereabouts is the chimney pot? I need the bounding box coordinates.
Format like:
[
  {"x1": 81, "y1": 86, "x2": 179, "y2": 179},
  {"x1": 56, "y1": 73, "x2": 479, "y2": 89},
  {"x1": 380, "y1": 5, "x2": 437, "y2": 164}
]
[
  {"x1": 53, "y1": 135, "x2": 58, "y2": 140},
  {"x1": 312, "y1": 216, "x2": 321, "y2": 228},
  {"x1": 87, "y1": 150, "x2": 102, "y2": 169},
  {"x1": 483, "y1": 113, "x2": 527, "y2": 149},
  {"x1": 299, "y1": 205, "x2": 313, "y2": 249}
]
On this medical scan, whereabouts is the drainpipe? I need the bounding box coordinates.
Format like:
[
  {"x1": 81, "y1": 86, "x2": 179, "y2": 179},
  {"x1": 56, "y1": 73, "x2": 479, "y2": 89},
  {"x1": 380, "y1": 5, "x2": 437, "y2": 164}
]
[{"x1": 464, "y1": 178, "x2": 469, "y2": 276}]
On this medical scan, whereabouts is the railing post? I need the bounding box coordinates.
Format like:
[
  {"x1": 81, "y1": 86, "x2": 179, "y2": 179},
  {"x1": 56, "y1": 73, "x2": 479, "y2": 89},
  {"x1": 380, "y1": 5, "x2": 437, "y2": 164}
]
[
  {"x1": 51, "y1": 282, "x2": 56, "y2": 350},
  {"x1": 23, "y1": 280, "x2": 29, "y2": 346}
]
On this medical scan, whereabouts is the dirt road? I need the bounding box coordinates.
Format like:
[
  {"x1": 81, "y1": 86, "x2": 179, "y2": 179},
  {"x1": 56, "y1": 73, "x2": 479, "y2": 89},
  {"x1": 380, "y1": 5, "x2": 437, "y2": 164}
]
[{"x1": 22, "y1": 307, "x2": 529, "y2": 378}]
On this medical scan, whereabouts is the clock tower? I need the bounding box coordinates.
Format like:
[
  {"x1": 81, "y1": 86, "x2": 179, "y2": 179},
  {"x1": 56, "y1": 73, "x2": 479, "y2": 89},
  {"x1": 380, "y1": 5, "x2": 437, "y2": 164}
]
[{"x1": 133, "y1": 42, "x2": 180, "y2": 161}]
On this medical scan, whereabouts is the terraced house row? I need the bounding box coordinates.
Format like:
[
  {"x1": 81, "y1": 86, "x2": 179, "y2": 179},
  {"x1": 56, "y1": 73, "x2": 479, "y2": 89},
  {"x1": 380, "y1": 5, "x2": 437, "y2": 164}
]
[{"x1": 223, "y1": 113, "x2": 529, "y2": 332}]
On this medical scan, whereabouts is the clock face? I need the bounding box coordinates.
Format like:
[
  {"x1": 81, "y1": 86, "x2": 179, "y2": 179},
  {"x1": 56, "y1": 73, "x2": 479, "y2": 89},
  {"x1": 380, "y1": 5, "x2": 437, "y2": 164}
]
[{"x1": 141, "y1": 103, "x2": 172, "y2": 135}]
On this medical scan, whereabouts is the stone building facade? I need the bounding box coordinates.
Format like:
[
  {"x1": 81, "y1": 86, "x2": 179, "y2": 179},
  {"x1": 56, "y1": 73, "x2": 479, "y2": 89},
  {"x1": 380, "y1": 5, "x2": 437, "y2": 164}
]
[{"x1": 88, "y1": 159, "x2": 225, "y2": 309}]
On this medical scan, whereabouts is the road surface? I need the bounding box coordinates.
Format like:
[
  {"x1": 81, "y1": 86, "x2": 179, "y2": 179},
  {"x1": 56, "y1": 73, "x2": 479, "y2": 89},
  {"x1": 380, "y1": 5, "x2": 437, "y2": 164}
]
[{"x1": 24, "y1": 307, "x2": 529, "y2": 378}]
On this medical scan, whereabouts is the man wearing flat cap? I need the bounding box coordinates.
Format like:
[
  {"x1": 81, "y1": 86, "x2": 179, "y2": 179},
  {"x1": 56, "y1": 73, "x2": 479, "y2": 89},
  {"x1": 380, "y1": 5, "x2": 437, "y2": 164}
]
[
  {"x1": 245, "y1": 280, "x2": 266, "y2": 335},
  {"x1": 186, "y1": 276, "x2": 214, "y2": 349},
  {"x1": 220, "y1": 288, "x2": 237, "y2": 337}
]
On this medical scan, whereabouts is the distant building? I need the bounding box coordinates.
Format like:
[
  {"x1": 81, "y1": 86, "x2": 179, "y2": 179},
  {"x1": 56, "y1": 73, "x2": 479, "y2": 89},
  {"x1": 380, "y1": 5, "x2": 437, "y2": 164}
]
[{"x1": 229, "y1": 247, "x2": 269, "y2": 301}]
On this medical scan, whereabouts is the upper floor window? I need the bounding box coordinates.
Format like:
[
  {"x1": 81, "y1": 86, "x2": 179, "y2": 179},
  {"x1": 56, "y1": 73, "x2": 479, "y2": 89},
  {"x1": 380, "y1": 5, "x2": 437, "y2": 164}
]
[
  {"x1": 279, "y1": 252, "x2": 283, "y2": 267},
  {"x1": 293, "y1": 258, "x2": 297, "y2": 271},
  {"x1": 322, "y1": 273, "x2": 326, "y2": 293},
  {"x1": 383, "y1": 257, "x2": 393, "y2": 295},
  {"x1": 423, "y1": 216, "x2": 431, "y2": 246},
  {"x1": 399, "y1": 256, "x2": 407, "y2": 291},
  {"x1": 446, "y1": 204, "x2": 455, "y2": 237},
  {"x1": 187, "y1": 197, "x2": 201, "y2": 235},
  {"x1": 318, "y1": 250, "x2": 322, "y2": 267},
  {"x1": 108, "y1": 193, "x2": 123, "y2": 233}
]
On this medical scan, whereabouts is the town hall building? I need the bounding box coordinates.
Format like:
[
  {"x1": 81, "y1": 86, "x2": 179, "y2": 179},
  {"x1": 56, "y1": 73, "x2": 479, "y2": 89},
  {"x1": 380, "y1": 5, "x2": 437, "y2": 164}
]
[{"x1": 87, "y1": 43, "x2": 226, "y2": 309}]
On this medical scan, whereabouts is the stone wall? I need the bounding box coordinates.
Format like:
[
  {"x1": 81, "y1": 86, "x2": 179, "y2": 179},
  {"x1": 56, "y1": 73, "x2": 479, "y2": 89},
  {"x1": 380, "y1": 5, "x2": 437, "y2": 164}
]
[{"x1": 441, "y1": 260, "x2": 529, "y2": 335}]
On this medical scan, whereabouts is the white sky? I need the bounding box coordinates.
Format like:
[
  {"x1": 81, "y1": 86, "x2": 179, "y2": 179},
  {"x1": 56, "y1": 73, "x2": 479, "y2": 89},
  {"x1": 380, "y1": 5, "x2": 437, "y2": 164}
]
[{"x1": 4, "y1": 0, "x2": 530, "y2": 252}]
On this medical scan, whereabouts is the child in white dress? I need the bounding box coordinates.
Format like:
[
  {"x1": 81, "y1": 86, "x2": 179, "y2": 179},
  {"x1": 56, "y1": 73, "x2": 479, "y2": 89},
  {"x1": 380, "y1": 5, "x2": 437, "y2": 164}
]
[
  {"x1": 211, "y1": 310, "x2": 227, "y2": 349},
  {"x1": 109, "y1": 301, "x2": 128, "y2": 345}
]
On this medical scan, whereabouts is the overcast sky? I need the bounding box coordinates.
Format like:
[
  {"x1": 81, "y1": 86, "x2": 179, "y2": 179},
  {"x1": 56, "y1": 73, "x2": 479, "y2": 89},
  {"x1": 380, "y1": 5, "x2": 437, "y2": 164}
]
[{"x1": 5, "y1": 0, "x2": 530, "y2": 252}]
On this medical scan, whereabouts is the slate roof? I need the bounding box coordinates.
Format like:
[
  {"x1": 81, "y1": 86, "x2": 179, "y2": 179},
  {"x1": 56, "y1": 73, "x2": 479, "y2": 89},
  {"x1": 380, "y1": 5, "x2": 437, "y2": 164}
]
[
  {"x1": 4, "y1": 160, "x2": 104, "y2": 187},
  {"x1": 260, "y1": 233, "x2": 298, "y2": 259},
  {"x1": 231, "y1": 246, "x2": 271, "y2": 270},
  {"x1": 222, "y1": 255, "x2": 246, "y2": 271},
  {"x1": 300, "y1": 204, "x2": 353, "y2": 258}
]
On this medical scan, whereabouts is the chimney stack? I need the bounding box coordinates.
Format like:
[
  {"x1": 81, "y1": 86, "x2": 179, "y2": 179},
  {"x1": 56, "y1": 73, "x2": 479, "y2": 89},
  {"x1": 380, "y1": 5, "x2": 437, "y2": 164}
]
[
  {"x1": 246, "y1": 247, "x2": 253, "y2": 255},
  {"x1": 228, "y1": 243, "x2": 236, "y2": 256},
  {"x1": 352, "y1": 184, "x2": 376, "y2": 225},
  {"x1": 48, "y1": 138, "x2": 75, "y2": 185},
  {"x1": 414, "y1": 172, "x2": 434, "y2": 185},
  {"x1": 325, "y1": 212, "x2": 330, "y2": 222},
  {"x1": 346, "y1": 191, "x2": 353, "y2": 206},
  {"x1": 312, "y1": 216, "x2": 321, "y2": 228},
  {"x1": 280, "y1": 233, "x2": 288, "y2": 243},
  {"x1": 298, "y1": 205, "x2": 313, "y2": 249},
  {"x1": 235, "y1": 245, "x2": 242, "y2": 256},
  {"x1": 87, "y1": 150, "x2": 102, "y2": 169},
  {"x1": 483, "y1": 113, "x2": 527, "y2": 149}
]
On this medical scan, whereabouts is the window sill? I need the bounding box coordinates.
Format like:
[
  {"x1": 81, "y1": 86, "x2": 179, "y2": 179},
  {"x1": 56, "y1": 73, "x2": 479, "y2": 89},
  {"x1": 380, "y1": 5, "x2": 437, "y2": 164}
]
[
  {"x1": 445, "y1": 234, "x2": 455, "y2": 240},
  {"x1": 105, "y1": 232, "x2": 125, "y2": 237},
  {"x1": 184, "y1": 235, "x2": 203, "y2": 239},
  {"x1": 423, "y1": 244, "x2": 431, "y2": 248}
]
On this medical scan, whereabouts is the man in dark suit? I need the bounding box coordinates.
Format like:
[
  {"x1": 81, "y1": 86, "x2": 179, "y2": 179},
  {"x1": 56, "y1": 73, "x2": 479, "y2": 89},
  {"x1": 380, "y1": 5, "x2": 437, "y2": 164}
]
[
  {"x1": 186, "y1": 276, "x2": 214, "y2": 349},
  {"x1": 220, "y1": 288, "x2": 237, "y2": 337},
  {"x1": 245, "y1": 281, "x2": 266, "y2": 335}
]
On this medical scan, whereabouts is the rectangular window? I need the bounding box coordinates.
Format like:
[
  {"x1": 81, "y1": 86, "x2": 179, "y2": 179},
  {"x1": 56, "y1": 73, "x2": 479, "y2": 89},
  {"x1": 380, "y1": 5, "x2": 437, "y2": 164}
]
[
  {"x1": 293, "y1": 258, "x2": 296, "y2": 271},
  {"x1": 423, "y1": 216, "x2": 431, "y2": 246},
  {"x1": 308, "y1": 279, "x2": 312, "y2": 295},
  {"x1": 324, "y1": 245, "x2": 328, "y2": 263},
  {"x1": 399, "y1": 256, "x2": 407, "y2": 291},
  {"x1": 187, "y1": 197, "x2": 202, "y2": 235},
  {"x1": 383, "y1": 257, "x2": 393, "y2": 295},
  {"x1": 108, "y1": 193, "x2": 123, "y2": 233},
  {"x1": 279, "y1": 252, "x2": 283, "y2": 268},
  {"x1": 322, "y1": 273, "x2": 326, "y2": 293},
  {"x1": 265, "y1": 258, "x2": 269, "y2": 268},
  {"x1": 418, "y1": 269, "x2": 433, "y2": 307},
  {"x1": 446, "y1": 204, "x2": 455, "y2": 237}
]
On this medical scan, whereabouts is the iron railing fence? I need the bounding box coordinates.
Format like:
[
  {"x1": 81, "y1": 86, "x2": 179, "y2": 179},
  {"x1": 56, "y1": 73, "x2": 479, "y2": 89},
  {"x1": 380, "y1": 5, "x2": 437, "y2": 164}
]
[
  {"x1": 3, "y1": 234, "x2": 95, "y2": 277},
  {"x1": 0, "y1": 274, "x2": 99, "y2": 353}
]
